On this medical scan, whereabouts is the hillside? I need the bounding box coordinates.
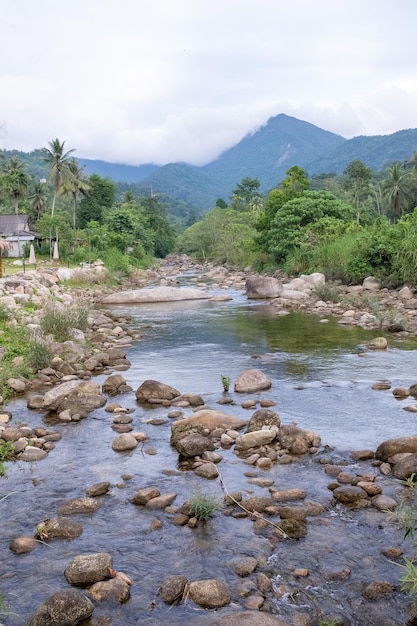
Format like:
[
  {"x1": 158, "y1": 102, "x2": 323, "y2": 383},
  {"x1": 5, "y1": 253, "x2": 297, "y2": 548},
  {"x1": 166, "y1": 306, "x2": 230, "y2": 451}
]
[{"x1": 3, "y1": 114, "x2": 417, "y2": 215}]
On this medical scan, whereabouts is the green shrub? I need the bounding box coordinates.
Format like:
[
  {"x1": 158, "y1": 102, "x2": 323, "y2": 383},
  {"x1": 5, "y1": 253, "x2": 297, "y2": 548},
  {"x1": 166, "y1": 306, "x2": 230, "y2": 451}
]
[
  {"x1": 40, "y1": 300, "x2": 89, "y2": 341},
  {"x1": 314, "y1": 282, "x2": 341, "y2": 303},
  {"x1": 26, "y1": 340, "x2": 52, "y2": 371},
  {"x1": 187, "y1": 491, "x2": 223, "y2": 521}
]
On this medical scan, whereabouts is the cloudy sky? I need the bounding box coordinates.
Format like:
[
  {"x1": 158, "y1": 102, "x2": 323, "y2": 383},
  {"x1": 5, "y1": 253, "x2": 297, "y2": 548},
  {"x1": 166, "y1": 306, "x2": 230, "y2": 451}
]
[{"x1": 1, "y1": 0, "x2": 417, "y2": 166}]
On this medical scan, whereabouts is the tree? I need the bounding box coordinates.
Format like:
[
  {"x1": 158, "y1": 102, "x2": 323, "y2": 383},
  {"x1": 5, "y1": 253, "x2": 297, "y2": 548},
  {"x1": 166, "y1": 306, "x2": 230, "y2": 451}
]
[
  {"x1": 230, "y1": 177, "x2": 262, "y2": 211},
  {"x1": 1, "y1": 157, "x2": 29, "y2": 214},
  {"x1": 77, "y1": 174, "x2": 116, "y2": 228},
  {"x1": 343, "y1": 159, "x2": 373, "y2": 224},
  {"x1": 42, "y1": 138, "x2": 75, "y2": 217},
  {"x1": 140, "y1": 196, "x2": 176, "y2": 257},
  {"x1": 381, "y1": 162, "x2": 415, "y2": 221},
  {"x1": 281, "y1": 165, "x2": 310, "y2": 194},
  {"x1": 254, "y1": 166, "x2": 309, "y2": 254},
  {"x1": 63, "y1": 158, "x2": 90, "y2": 228},
  {"x1": 267, "y1": 190, "x2": 355, "y2": 263},
  {"x1": 29, "y1": 180, "x2": 49, "y2": 220}
]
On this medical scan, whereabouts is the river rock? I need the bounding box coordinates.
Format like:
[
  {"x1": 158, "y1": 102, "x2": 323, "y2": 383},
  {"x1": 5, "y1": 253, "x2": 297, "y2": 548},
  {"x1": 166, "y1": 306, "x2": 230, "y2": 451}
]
[
  {"x1": 19, "y1": 446, "x2": 48, "y2": 461},
  {"x1": 9, "y1": 536, "x2": 39, "y2": 554},
  {"x1": 25, "y1": 589, "x2": 94, "y2": 626},
  {"x1": 64, "y1": 552, "x2": 113, "y2": 586},
  {"x1": 375, "y1": 435, "x2": 417, "y2": 461},
  {"x1": 246, "y1": 408, "x2": 280, "y2": 432},
  {"x1": 101, "y1": 286, "x2": 210, "y2": 304},
  {"x1": 278, "y1": 423, "x2": 321, "y2": 454},
  {"x1": 332, "y1": 485, "x2": 368, "y2": 505},
  {"x1": 135, "y1": 379, "x2": 180, "y2": 403},
  {"x1": 234, "y1": 369, "x2": 272, "y2": 393},
  {"x1": 112, "y1": 433, "x2": 138, "y2": 451},
  {"x1": 172, "y1": 409, "x2": 247, "y2": 432},
  {"x1": 35, "y1": 517, "x2": 83, "y2": 540},
  {"x1": 245, "y1": 276, "x2": 282, "y2": 299},
  {"x1": 193, "y1": 462, "x2": 219, "y2": 479},
  {"x1": 58, "y1": 497, "x2": 102, "y2": 516},
  {"x1": 235, "y1": 429, "x2": 278, "y2": 450},
  {"x1": 391, "y1": 453, "x2": 417, "y2": 479},
  {"x1": 362, "y1": 580, "x2": 395, "y2": 600},
  {"x1": 42, "y1": 380, "x2": 107, "y2": 416},
  {"x1": 188, "y1": 578, "x2": 231, "y2": 608},
  {"x1": 85, "y1": 482, "x2": 111, "y2": 497},
  {"x1": 131, "y1": 487, "x2": 160, "y2": 505},
  {"x1": 87, "y1": 575, "x2": 131, "y2": 602},
  {"x1": 232, "y1": 557, "x2": 258, "y2": 577},
  {"x1": 367, "y1": 337, "x2": 388, "y2": 350},
  {"x1": 175, "y1": 433, "x2": 215, "y2": 457},
  {"x1": 102, "y1": 374, "x2": 129, "y2": 396},
  {"x1": 159, "y1": 574, "x2": 188, "y2": 603}
]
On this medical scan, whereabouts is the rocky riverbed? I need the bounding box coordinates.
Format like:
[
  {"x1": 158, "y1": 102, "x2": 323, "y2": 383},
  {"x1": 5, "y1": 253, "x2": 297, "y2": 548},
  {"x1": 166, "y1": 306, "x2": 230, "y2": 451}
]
[{"x1": 2, "y1": 255, "x2": 417, "y2": 625}]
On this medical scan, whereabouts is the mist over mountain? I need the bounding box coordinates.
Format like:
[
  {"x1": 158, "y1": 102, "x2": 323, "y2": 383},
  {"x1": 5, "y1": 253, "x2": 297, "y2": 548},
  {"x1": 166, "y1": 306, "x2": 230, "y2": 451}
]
[{"x1": 4, "y1": 114, "x2": 417, "y2": 216}]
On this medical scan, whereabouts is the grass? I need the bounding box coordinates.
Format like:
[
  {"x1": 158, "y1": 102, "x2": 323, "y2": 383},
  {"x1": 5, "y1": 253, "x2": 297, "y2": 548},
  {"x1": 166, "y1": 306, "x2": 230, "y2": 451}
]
[
  {"x1": 187, "y1": 491, "x2": 223, "y2": 521},
  {"x1": 40, "y1": 299, "x2": 89, "y2": 341},
  {"x1": 0, "y1": 441, "x2": 15, "y2": 477}
]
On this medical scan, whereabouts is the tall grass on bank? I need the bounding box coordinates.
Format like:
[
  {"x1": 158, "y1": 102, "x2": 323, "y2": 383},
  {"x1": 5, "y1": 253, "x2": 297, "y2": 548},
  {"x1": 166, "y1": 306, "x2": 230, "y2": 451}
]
[{"x1": 40, "y1": 300, "x2": 89, "y2": 342}]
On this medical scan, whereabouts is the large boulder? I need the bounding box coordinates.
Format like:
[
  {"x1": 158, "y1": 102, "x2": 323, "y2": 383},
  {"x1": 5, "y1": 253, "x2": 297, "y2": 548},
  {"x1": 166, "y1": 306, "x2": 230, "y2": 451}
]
[
  {"x1": 101, "y1": 286, "x2": 210, "y2": 304},
  {"x1": 25, "y1": 589, "x2": 94, "y2": 626},
  {"x1": 135, "y1": 379, "x2": 180, "y2": 404},
  {"x1": 42, "y1": 380, "x2": 106, "y2": 417},
  {"x1": 375, "y1": 436, "x2": 417, "y2": 461},
  {"x1": 234, "y1": 369, "x2": 271, "y2": 393},
  {"x1": 245, "y1": 276, "x2": 281, "y2": 299}
]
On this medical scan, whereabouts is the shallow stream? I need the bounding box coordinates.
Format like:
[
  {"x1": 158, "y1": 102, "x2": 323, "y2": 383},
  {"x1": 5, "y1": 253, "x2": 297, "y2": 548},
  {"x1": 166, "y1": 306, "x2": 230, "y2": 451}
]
[{"x1": 1, "y1": 282, "x2": 417, "y2": 625}]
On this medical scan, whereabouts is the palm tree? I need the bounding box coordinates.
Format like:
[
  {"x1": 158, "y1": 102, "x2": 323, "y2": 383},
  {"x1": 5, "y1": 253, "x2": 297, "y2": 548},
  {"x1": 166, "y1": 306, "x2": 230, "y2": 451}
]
[
  {"x1": 63, "y1": 158, "x2": 90, "y2": 228},
  {"x1": 29, "y1": 181, "x2": 49, "y2": 220},
  {"x1": 381, "y1": 163, "x2": 415, "y2": 220},
  {"x1": 42, "y1": 138, "x2": 75, "y2": 217},
  {"x1": 2, "y1": 157, "x2": 29, "y2": 214}
]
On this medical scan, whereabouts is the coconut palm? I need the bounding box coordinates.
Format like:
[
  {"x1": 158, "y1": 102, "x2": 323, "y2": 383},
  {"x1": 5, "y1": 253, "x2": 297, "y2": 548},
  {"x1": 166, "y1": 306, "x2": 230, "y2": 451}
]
[
  {"x1": 381, "y1": 163, "x2": 415, "y2": 220},
  {"x1": 42, "y1": 138, "x2": 75, "y2": 217},
  {"x1": 2, "y1": 157, "x2": 29, "y2": 214},
  {"x1": 63, "y1": 158, "x2": 90, "y2": 228},
  {"x1": 29, "y1": 181, "x2": 49, "y2": 220}
]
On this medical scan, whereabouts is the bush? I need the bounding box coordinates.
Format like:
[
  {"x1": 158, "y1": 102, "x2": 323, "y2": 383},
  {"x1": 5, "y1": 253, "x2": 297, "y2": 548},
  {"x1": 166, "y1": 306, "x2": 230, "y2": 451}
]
[
  {"x1": 314, "y1": 282, "x2": 341, "y2": 303},
  {"x1": 40, "y1": 300, "x2": 89, "y2": 341},
  {"x1": 26, "y1": 340, "x2": 52, "y2": 371}
]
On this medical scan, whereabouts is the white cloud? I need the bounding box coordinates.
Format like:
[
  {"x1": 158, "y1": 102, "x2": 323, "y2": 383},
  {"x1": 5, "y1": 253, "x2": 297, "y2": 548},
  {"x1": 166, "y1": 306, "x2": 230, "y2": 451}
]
[{"x1": 1, "y1": 0, "x2": 417, "y2": 165}]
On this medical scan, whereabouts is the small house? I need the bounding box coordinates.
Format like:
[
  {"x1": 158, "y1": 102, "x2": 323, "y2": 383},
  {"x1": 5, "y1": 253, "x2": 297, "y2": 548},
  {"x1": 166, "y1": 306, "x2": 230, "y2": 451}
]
[{"x1": 0, "y1": 214, "x2": 39, "y2": 257}]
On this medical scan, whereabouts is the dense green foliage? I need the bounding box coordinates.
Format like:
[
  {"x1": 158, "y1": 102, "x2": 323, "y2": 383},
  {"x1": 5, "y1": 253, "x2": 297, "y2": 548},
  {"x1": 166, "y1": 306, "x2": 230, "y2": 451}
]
[{"x1": 2, "y1": 126, "x2": 417, "y2": 286}]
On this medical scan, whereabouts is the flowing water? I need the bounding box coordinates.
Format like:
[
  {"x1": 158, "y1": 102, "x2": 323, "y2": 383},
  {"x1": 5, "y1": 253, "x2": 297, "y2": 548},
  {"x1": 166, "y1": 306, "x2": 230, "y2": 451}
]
[{"x1": 1, "y1": 283, "x2": 417, "y2": 625}]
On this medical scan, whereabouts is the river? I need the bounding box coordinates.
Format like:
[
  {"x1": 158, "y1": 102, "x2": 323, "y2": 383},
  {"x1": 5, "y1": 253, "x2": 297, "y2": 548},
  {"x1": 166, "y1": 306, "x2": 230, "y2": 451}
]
[{"x1": 1, "y1": 281, "x2": 416, "y2": 625}]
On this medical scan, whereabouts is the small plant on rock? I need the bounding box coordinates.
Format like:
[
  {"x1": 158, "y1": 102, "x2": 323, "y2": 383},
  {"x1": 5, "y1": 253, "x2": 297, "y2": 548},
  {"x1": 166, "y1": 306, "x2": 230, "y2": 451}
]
[
  {"x1": 221, "y1": 374, "x2": 231, "y2": 392},
  {"x1": 187, "y1": 491, "x2": 223, "y2": 522}
]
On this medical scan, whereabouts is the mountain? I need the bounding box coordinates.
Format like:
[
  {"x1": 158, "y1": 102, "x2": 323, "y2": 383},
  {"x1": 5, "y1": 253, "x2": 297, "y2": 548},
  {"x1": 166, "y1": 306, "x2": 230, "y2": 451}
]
[
  {"x1": 4, "y1": 114, "x2": 417, "y2": 216},
  {"x1": 77, "y1": 158, "x2": 159, "y2": 182},
  {"x1": 201, "y1": 114, "x2": 346, "y2": 194}
]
